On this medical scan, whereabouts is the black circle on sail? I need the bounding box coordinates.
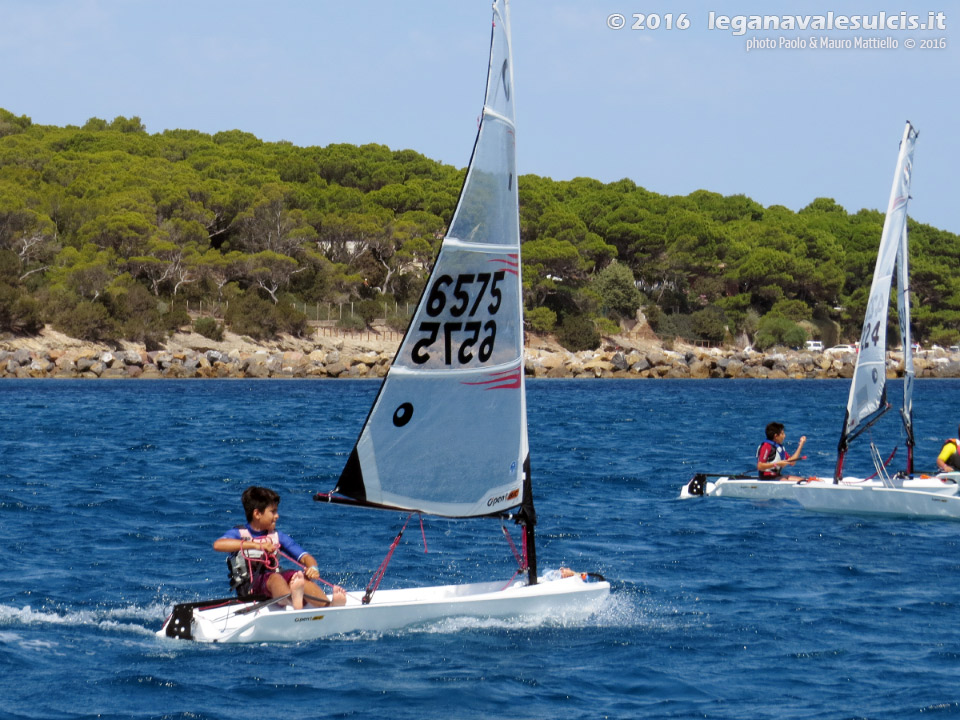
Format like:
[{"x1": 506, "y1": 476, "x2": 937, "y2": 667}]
[{"x1": 393, "y1": 402, "x2": 414, "y2": 427}]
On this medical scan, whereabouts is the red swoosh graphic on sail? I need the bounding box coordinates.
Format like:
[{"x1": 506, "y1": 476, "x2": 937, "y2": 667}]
[
  {"x1": 490, "y1": 254, "x2": 519, "y2": 276},
  {"x1": 462, "y1": 368, "x2": 521, "y2": 390}
]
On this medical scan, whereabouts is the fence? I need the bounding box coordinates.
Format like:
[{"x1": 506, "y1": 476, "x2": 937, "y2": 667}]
[
  {"x1": 181, "y1": 300, "x2": 413, "y2": 325},
  {"x1": 180, "y1": 299, "x2": 409, "y2": 343}
]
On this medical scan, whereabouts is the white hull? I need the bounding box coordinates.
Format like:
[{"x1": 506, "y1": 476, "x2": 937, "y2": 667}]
[
  {"x1": 680, "y1": 474, "x2": 958, "y2": 501},
  {"x1": 679, "y1": 476, "x2": 821, "y2": 500},
  {"x1": 159, "y1": 574, "x2": 610, "y2": 643},
  {"x1": 794, "y1": 483, "x2": 960, "y2": 520}
]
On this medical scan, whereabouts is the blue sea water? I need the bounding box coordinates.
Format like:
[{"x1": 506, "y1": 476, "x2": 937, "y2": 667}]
[{"x1": 2, "y1": 378, "x2": 960, "y2": 719}]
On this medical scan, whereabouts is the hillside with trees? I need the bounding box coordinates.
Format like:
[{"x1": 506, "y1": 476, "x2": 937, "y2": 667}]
[{"x1": 2, "y1": 107, "x2": 959, "y2": 352}]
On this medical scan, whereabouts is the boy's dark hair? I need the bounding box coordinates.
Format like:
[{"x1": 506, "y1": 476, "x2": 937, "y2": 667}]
[
  {"x1": 765, "y1": 422, "x2": 785, "y2": 441},
  {"x1": 241, "y1": 486, "x2": 280, "y2": 522}
]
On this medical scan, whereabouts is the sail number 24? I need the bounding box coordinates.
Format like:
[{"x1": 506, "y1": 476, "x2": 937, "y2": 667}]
[{"x1": 411, "y1": 271, "x2": 505, "y2": 365}]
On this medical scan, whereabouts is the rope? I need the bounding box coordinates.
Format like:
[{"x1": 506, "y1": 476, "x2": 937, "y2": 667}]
[
  {"x1": 499, "y1": 566, "x2": 524, "y2": 591},
  {"x1": 277, "y1": 549, "x2": 342, "y2": 594},
  {"x1": 419, "y1": 514, "x2": 428, "y2": 554},
  {"x1": 501, "y1": 522, "x2": 525, "y2": 571},
  {"x1": 362, "y1": 514, "x2": 415, "y2": 605},
  {"x1": 240, "y1": 542, "x2": 278, "y2": 570},
  {"x1": 863, "y1": 445, "x2": 898, "y2": 481}
]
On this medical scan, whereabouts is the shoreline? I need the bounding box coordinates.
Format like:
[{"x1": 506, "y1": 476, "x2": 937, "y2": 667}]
[{"x1": 3, "y1": 326, "x2": 960, "y2": 380}]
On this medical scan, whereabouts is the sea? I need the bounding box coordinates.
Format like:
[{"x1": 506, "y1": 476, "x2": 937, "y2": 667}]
[{"x1": 3, "y1": 377, "x2": 960, "y2": 720}]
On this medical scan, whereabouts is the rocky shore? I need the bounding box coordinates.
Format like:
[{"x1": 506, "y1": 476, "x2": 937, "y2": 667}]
[{"x1": 3, "y1": 326, "x2": 960, "y2": 380}]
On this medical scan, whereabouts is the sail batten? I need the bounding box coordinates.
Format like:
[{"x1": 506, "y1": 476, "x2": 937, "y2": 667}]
[
  {"x1": 334, "y1": 0, "x2": 526, "y2": 520},
  {"x1": 483, "y1": 107, "x2": 515, "y2": 127}
]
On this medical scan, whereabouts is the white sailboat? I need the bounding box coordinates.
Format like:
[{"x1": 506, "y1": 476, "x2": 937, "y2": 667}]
[
  {"x1": 794, "y1": 122, "x2": 960, "y2": 518},
  {"x1": 682, "y1": 122, "x2": 956, "y2": 504},
  {"x1": 159, "y1": 0, "x2": 609, "y2": 643}
]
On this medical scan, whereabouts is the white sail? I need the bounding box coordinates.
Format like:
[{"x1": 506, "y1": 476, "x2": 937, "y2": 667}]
[
  {"x1": 158, "y1": 1, "x2": 612, "y2": 643},
  {"x1": 335, "y1": 0, "x2": 526, "y2": 518},
  {"x1": 841, "y1": 122, "x2": 918, "y2": 444}
]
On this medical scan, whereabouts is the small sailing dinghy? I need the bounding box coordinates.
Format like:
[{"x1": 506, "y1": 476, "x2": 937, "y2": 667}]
[
  {"x1": 794, "y1": 122, "x2": 960, "y2": 519},
  {"x1": 159, "y1": 0, "x2": 609, "y2": 643},
  {"x1": 682, "y1": 122, "x2": 956, "y2": 505}
]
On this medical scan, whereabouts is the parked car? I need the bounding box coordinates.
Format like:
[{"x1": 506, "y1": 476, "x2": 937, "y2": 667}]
[
  {"x1": 825, "y1": 344, "x2": 857, "y2": 355},
  {"x1": 949, "y1": 346, "x2": 960, "y2": 354},
  {"x1": 805, "y1": 340, "x2": 823, "y2": 352}
]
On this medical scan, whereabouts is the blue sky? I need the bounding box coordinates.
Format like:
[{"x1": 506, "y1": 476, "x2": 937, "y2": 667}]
[{"x1": 1, "y1": 0, "x2": 957, "y2": 233}]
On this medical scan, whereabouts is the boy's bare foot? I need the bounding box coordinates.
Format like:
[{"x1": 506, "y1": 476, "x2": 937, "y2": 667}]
[
  {"x1": 331, "y1": 586, "x2": 347, "y2": 606},
  {"x1": 289, "y1": 572, "x2": 305, "y2": 610}
]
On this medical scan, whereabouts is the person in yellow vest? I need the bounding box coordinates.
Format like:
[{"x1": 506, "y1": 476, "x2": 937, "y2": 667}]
[{"x1": 936, "y1": 427, "x2": 960, "y2": 472}]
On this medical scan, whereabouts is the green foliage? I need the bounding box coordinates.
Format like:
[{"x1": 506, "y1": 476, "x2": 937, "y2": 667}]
[
  {"x1": 354, "y1": 298, "x2": 384, "y2": 326},
  {"x1": 595, "y1": 316, "x2": 620, "y2": 336},
  {"x1": 225, "y1": 293, "x2": 280, "y2": 339},
  {"x1": 0, "y1": 283, "x2": 42, "y2": 333},
  {"x1": 0, "y1": 106, "x2": 958, "y2": 350},
  {"x1": 591, "y1": 262, "x2": 642, "y2": 319},
  {"x1": 754, "y1": 314, "x2": 807, "y2": 351},
  {"x1": 526, "y1": 306, "x2": 557, "y2": 333},
  {"x1": 654, "y1": 313, "x2": 694, "y2": 342},
  {"x1": 769, "y1": 298, "x2": 812, "y2": 322},
  {"x1": 0, "y1": 109, "x2": 31, "y2": 137},
  {"x1": 556, "y1": 314, "x2": 600, "y2": 352},
  {"x1": 54, "y1": 300, "x2": 117, "y2": 342},
  {"x1": 110, "y1": 281, "x2": 169, "y2": 347},
  {"x1": 337, "y1": 313, "x2": 367, "y2": 331},
  {"x1": 690, "y1": 306, "x2": 728, "y2": 343},
  {"x1": 162, "y1": 303, "x2": 191, "y2": 332},
  {"x1": 224, "y1": 292, "x2": 307, "y2": 339},
  {"x1": 193, "y1": 316, "x2": 224, "y2": 341}
]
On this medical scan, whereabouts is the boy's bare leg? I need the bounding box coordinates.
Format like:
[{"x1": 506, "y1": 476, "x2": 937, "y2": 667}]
[
  {"x1": 302, "y1": 580, "x2": 346, "y2": 607},
  {"x1": 289, "y1": 572, "x2": 305, "y2": 610}
]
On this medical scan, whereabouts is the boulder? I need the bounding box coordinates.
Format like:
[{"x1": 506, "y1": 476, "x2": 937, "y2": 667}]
[
  {"x1": 121, "y1": 350, "x2": 144, "y2": 366},
  {"x1": 245, "y1": 361, "x2": 270, "y2": 379},
  {"x1": 687, "y1": 360, "x2": 710, "y2": 379}
]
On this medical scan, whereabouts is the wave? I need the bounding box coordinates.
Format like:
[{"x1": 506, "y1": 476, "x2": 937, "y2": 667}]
[{"x1": 0, "y1": 602, "x2": 164, "y2": 637}]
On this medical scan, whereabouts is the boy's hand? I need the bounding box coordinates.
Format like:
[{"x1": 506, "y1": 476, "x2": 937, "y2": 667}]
[{"x1": 255, "y1": 538, "x2": 278, "y2": 553}]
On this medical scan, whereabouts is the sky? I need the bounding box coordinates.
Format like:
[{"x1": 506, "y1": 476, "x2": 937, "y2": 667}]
[{"x1": 1, "y1": 0, "x2": 957, "y2": 233}]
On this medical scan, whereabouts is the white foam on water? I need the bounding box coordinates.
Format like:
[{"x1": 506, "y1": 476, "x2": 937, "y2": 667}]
[
  {"x1": 337, "y1": 591, "x2": 637, "y2": 639},
  {"x1": 0, "y1": 602, "x2": 164, "y2": 637}
]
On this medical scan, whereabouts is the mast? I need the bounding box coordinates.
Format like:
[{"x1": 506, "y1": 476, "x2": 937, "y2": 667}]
[
  {"x1": 834, "y1": 121, "x2": 918, "y2": 481},
  {"x1": 517, "y1": 456, "x2": 537, "y2": 585},
  {"x1": 897, "y1": 216, "x2": 916, "y2": 474}
]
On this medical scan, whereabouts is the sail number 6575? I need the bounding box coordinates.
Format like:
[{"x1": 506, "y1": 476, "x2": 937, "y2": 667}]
[{"x1": 411, "y1": 271, "x2": 505, "y2": 365}]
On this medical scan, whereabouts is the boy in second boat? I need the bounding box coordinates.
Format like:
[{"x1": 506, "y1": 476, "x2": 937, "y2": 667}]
[{"x1": 757, "y1": 422, "x2": 807, "y2": 481}]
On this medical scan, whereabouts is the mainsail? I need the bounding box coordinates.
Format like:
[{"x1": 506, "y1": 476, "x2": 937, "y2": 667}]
[
  {"x1": 334, "y1": 0, "x2": 528, "y2": 521},
  {"x1": 836, "y1": 121, "x2": 918, "y2": 478}
]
